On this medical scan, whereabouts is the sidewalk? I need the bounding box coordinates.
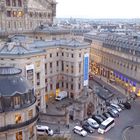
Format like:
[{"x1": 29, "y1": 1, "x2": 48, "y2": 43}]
[{"x1": 122, "y1": 125, "x2": 140, "y2": 140}]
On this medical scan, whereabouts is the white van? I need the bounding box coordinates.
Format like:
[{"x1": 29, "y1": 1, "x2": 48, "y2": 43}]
[
  {"x1": 55, "y1": 91, "x2": 67, "y2": 101},
  {"x1": 87, "y1": 118, "x2": 99, "y2": 129},
  {"x1": 36, "y1": 125, "x2": 54, "y2": 136}
]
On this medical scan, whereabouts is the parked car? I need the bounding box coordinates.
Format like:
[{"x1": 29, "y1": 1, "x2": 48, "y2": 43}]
[
  {"x1": 118, "y1": 103, "x2": 125, "y2": 110},
  {"x1": 100, "y1": 114, "x2": 107, "y2": 120},
  {"x1": 73, "y1": 126, "x2": 87, "y2": 136},
  {"x1": 82, "y1": 123, "x2": 95, "y2": 133},
  {"x1": 87, "y1": 118, "x2": 99, "y2": 129},
  {"x1": 102, "y1": 112, "x2": 112, "y2": 119},
  {"x1": 108, "y1": 110, "x2": 119, "y2": 118},
  {"x1": 92, "y1": 115, "x2": 104, "y2": 124},
  {"x1": 36, "y1": 125, "x2": 54, "y2": 136},
  {"x1": 55, "y1": 91, "x2": 67, "y2": 101},
  {"x1": 110, "y1": 103, "x2": 122, "y2": 112},
  {"x1": 122, "y1": 102, "x2": 131, "y2": 109}
]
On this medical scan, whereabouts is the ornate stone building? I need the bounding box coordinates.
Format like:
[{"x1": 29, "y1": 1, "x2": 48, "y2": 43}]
[
  {"x1": 85, "y1": 32, "x2": 140, "y2": 97},
  {"x1": 0, "y1": 67, "x2": 38, "y2": 140},
  {"x1": 0, "y1": 0, "x2": 56, "y2": 34},
  {"x1": 0, "y1": 34, "x2": 90, "y2": 113}
]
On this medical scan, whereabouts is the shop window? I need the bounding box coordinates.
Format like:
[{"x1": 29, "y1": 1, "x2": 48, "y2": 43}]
[
  {"x1": 16, "y1": 131, "x2": 23, "y2": 140},
  {"x1": 15, "y1": 114, "x2": 22, "y2": 124},
  {"x1": 28, "y1": 109, "x2": 33, "y2": 119}
]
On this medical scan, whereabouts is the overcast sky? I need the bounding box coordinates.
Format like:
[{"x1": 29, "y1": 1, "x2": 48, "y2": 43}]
[{"x1": 56, "y1": 0, "x2": 140, "y2": 19}]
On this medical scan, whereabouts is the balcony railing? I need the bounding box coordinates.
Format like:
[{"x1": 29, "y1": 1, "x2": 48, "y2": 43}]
[{"x1": 0, "y1": 112, "x2": 39, "y2": 132}]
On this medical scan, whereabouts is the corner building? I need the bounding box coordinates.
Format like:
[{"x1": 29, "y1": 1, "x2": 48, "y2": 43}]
[
  {"x1": 0, "y1": 67, "x2": 38, "y2": 140},
  {"x1": 0, "y1": 35, "x2": 90, "y2": 113}
]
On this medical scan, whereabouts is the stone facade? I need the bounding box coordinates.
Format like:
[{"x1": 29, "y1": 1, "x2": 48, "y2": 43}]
[
  {"x1": 0, "y1": 35, "x2": 90, "y2": 113},
  {"x1": 0, "y1": 0, "x2": 56, "y2": 34},
  {"x1": 0, "y1": 67, "x2": 38, "y2": 140},
  {"x1": 85, "y1": 32, "x2": 140, "y2": 97}
]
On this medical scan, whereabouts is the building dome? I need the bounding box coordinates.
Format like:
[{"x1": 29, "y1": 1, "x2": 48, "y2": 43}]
[{"x1": 0, "y1": 67, "x2": 35, "y2": 112}]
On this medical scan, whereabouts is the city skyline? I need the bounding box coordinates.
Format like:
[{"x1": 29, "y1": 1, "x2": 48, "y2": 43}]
[{"x1": 56, "y1": 0, "x2": 140, "y2": 19}]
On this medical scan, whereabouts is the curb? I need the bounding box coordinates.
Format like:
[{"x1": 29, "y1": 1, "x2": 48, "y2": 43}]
[{"x1": 122, "y1": 125, "x2": 140, "y2": 140}]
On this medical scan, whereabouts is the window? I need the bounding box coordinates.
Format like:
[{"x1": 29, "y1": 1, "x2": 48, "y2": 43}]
[
  {"x1": 37, "y1": 72, "x2": 40, "y2": 80},
  {"x1": 79, "y1": 53, "x2": 81, "y2": 57},
  {"x1": 71, "y1": 65, "x2": 74, "y2": 73},
  {"x1": 66, "y1": 83, "x2": 68, "y2": 89},
  {"x1": 62, "y1": 52, "x2": 64, "y2": 56},
  {"x1": 62, "y1": 82, "x2": 64, "y2": 88},
  {"x1": 56, "y1": 83, "x2": 59, "y2": 89},
  {"x1": 135, "y1": 66, "x2": 137, "y2": 71},
  {"x1": 14, "y1": 96, "x2": 20, "y2": 106},
  {"x1": 71, "y1": 54, "x2": 74, "y2": 58},
  {"x1": 7, "y1": 11, "x2": 11, "y2": 17},
  {"x1": 29, "y1": 126, "x2": 34, "y2": 138},
  {"x1": 71, "y1": 84, "x2": 73, "y2": 90},
  {"x1": 18, "y1": 0, "x2": 22, "y2": 7},
  {"x1": 66, "y1": 65, "x2": 68, "y2": 73},
  {"x1": 50, "y1": 62, "x2": 52, "y2": 68},
  {"x1": 50, "y1": 84, "x2": 53, "y2": 90},
  {"x1": 45, "y1": 86, "x2": 47, "y2": 92},
  {"x1": 12, "y1": 0, "x2": 16, "y2": 6},
  {"x1": 57, "y1": 52, "x2": 59, "y2": 56},
  {"x1": 79, "y1": 63, "x2": 81, "y2": 73},
  {"x1": 56, "y1": 61, "x2": 59, "y2": 67},
  {"x1": 62, "y1": 61, "x2": 64, "y2": 71},
  {"x1": 16, "y1": 131, "x2": 23, "y2": 140},
  {"x1": 0, "y1": 97, "x2": 2, "y2": 109},
  {"x1": 6, "y1": 0, "x2": 11, "y2": 6},
  {"x1": 45, "y1": 63, "x2": 47, "y2": 74},
  {"x1": 28, "y1": 109, "x2": 33, "y2": 119},
  {"x1": 15, "y1": 114, "x2": 22, "y2": 124},
  {"x1": 50, "y1": 53, "x2": 52, "y2": 58},
  {"x1": 78, "y1": 83, "x2": 81, "y2": 89}
]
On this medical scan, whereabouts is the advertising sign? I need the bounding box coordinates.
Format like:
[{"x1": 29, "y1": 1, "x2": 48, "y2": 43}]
[
  {"x1": 26, "y1": 64, "x2": 34, "y2": 88},
  {"x1": 83, "y1": 53, "x2": 89, "y2": 86}
]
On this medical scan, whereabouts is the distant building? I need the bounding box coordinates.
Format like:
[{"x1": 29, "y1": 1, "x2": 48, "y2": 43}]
[
  {"x1": 0, "y1": 0, "x2": 56, "y2": 35},
  {"x1": 0, "y1": 67, "x2": 38, "y2": 140}
]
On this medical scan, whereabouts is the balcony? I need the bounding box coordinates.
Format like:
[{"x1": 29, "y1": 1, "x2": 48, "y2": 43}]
[{"x1": 0, "y1": 112, "x2": 39, "y2": 132}]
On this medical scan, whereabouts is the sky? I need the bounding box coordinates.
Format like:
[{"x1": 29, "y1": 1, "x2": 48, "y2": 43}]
[{"x1": 56, "y1": 0, "x2": 140, "y2": 19}]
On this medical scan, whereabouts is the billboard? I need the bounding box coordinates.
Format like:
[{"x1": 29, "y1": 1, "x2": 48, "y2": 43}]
[
  {"x1": 26, "y1": 64, "x2": 35, "y2": 88},
  {"x1": 83, "y1": 53, "x2": 89, "y2": 86}
]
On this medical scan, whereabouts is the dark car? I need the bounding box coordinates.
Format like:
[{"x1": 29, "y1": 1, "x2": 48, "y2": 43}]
[
  {"x1": 118, "y1": 103, "x2": 125, "y2": 110},
  {"x1": 122, "y1": 102, "x2": 131, "y2": 109},
  {"x1": 108, "y1": 110, "x2": 119, "y2": 118},
  {"x1": 100, "y1": 114, "x2": 107, "y2": 120},
  {"x1": 102, "y1": 112, "x2": 111, "y2": 119},
  {"x1": 82, "y1": 123, "x2": 95, "y2": 133},
  {"x1": 92, "y1": 115, "x2": 104, "y2": 124}
]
